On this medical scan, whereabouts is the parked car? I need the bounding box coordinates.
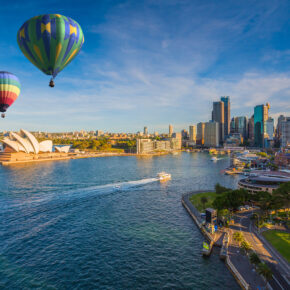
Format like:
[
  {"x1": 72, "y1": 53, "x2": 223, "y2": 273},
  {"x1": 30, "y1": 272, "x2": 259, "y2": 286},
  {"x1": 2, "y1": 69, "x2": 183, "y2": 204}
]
[
  {"x1": 245, "y1": 205, "x2": 250, "y2": 210},
  {"x1": 238, "y1": 206, "x2": 245, "y2": 211}
]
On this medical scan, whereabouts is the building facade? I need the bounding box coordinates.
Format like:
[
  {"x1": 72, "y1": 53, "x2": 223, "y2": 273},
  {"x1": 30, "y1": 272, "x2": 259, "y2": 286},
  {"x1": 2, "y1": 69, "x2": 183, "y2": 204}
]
[
  {"x1": 212, "y1": 101, "x2": 224, "y2": 143},
  {"x1": 189, "y1": 125, "x2": 196, "y2": 143},
  {"x1": 144, "y1": 126, "x2": 148, "y2": 135},
  {"x1": 221, "y1": 96, "x2": 230, "y2": 138},
  {"x1": 204, "y1": 121, "x2": 219, "y2": 147},
  {"x1": 248, "y1": 115, "x2": 254, "y2": 144},
  {"x1": 264, "y1": 117, "x2": 274, "y2": 148},
  {"x1": 281, "y1": 118, "x2": 290, "y2": 148},
  {"x1": 169, "y1": 124, "x2": 173, "y2": 137},
  {"x1": 196, "y1": 122, "x2": 205, "y2": 145},
  {"x1": 235, "y1": 116, "x2": 248, "y2": 140},
  {"x1": 254, "y1": 103, "x2": 269, "y2": 147}
]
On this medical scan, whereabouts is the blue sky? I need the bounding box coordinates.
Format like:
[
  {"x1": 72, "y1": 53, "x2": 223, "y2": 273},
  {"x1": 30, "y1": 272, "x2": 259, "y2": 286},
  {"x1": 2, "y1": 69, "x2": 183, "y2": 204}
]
[{"x1": 0, "y1": 0, "x2": 289, "y2": 133}]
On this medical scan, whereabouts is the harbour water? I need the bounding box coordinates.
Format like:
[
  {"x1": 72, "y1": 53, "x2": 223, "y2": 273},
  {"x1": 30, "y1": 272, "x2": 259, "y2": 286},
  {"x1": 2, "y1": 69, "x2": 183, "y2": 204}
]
[{"x1": 0, "y1": 152, "x2": 241, "y2": 289}]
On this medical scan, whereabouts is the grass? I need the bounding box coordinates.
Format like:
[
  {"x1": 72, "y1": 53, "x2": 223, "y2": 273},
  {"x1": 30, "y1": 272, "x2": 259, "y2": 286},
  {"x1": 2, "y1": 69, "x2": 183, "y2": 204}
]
[
  {"x1": 262, "y1": 230, "x2": 290, "y2": 263},
  {"x1": 189, "y1": 192, "x2": 217, "y2": 212}
]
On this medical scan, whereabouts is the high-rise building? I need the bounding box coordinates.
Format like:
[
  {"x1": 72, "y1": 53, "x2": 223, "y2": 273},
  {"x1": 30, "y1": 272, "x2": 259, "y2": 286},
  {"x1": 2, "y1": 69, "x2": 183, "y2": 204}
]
[
  {"x1": 221, "y1": 96, "x2": 230, "y2": 138},
  {"x1": 189, "y1": 125, "x2": 196, "y2": 143},
  {"x1": 181, "y1": 129, "x2": 188, "y2": 139},
  {"x1": 235, "y1": 116, "x2": 248, "y2": 139},
  {"x1": 171, "y1": 132, "x2": 182, "y2": 149},
  {"x1": 204, "y1": 121, "x2": 219, "y2": 147},
  {"x1": 281, "y1": 117, "x2": 290, "y2": 148},
  {"x1": 169, "y1": 124, "x2": 173, "y2": 137},
  {"x1": 230, "y1": 117, "x2": 235, "y2": 134},
  {"x1": 277, "y1": 115, "x2": 287, "y2": 142},
  {"x1": 264, "y1": 117, "x2": 274, "y2": 148},
  {"x1": 96, "y1": 130, "x2": 104, "y2": 137},
  {"x1": 212, "y1": 101, "x2": 224, "y2": 143},
  {"x1": 144, "y1": 126, "x2": 148, "y2": 135},
  {"x1": 254, "y1": 103, "x2": 269, "y2": 147},
  {"x1": 248, "y1": 115, "x2": 254, "y2": 143},
  {"x1": 196, "y1": 122, "x2": 205, "y2": 145}
]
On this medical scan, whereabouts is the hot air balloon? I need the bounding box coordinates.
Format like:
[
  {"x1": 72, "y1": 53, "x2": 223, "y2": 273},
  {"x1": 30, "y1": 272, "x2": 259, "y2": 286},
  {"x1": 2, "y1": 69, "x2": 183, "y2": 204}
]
[
  {"x1": 0, "y1": 72, "x2": 21, "y2": 118},
  {"x1": 17, "y1": 14, "x2": 84, "y2": 87}
]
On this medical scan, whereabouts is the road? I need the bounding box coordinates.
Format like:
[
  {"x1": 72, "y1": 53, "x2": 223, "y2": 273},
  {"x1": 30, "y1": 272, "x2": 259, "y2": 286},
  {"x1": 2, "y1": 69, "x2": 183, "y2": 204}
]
[{"x1": 232, "y1": 210, "x2": 290, "y2": 290}]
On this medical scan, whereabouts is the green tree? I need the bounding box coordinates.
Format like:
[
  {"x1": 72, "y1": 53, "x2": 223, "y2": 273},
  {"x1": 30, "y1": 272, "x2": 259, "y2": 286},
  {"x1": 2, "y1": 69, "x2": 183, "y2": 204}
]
[
  {"x1": 257, "y1": 263, "x2": 273, "y2": 282},
  {"x1": 200, "y1": 196, "x2": 208, "y2": 208},
  {"x1": 215, "y1": 183, "x2": 231, "y2": 194},
  {"x1": 249, "y1": 252, "x2": 261, "y2": 266},
  {"x1": 272, "y1": 182, "x2": 290, "y2": 212}
]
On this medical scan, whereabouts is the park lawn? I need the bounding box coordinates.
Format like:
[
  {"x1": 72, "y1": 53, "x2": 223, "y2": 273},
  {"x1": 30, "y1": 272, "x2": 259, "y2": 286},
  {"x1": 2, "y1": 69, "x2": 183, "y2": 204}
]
[
  {"x1": 262, "y1": 230, "x2": 290, "y2": 263},
  {"x1": 189, "y1": 192, "x2": 217, "y2": 212}
]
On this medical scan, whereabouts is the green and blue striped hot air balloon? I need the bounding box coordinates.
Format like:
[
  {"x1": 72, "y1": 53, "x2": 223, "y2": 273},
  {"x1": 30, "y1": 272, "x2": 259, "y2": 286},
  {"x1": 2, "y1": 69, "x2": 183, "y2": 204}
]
[{"x1": 17, "y1": 14, "x2": 84, "y2": 87}]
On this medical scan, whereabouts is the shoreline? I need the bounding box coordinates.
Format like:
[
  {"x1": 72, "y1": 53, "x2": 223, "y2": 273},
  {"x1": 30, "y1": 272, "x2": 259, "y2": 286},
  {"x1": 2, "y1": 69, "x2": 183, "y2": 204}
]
[
  {"x1": 182, "y1": 192, "x2": 250, "y2": 290},
  {"x1": 0, "y1": 151, "x2": 173, "y2": 166}
]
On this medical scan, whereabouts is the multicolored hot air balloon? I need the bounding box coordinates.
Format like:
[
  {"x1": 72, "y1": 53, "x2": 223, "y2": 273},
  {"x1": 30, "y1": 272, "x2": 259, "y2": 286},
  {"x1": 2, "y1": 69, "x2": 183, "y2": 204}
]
[
  {"x1": 0, "y1": 72, "x2": 21, "y2": 118},
  {"x1": 17, "y1": 14, "x2": 84, "y2": 87}
]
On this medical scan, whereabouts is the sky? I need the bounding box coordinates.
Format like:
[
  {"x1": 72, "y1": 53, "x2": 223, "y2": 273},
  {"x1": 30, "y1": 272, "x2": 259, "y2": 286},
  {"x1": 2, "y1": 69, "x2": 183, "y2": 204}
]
[{"x1": 0, "y1": 0, "x2": 289, "y2": 133}]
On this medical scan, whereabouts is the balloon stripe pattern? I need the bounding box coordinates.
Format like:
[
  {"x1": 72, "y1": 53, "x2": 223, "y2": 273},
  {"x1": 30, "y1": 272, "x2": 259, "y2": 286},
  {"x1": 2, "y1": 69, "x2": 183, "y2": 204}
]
[
  {"x1": 0, "y1": 72, "x2": 21, "y2": 112},
  {"x1": 17, "y1": 14, "x2": 84, "y2": 78}
]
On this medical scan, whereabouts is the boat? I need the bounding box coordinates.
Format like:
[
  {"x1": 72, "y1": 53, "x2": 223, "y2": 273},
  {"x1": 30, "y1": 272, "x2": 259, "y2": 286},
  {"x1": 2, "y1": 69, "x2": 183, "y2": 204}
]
[
  {"x1": 157, "y1": 172, "x2": 171, "y2": 182},
  {"x1": 211, "y1": 157, "x2": 218, "y2": 161},
  {"x1": 114, "y1": 185, "x2": 121, "y2": 190}
]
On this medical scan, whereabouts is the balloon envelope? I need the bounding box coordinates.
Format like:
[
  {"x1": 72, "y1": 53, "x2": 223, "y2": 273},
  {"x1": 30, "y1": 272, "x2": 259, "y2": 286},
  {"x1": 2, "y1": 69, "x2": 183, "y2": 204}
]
[
  {"x1": 0, "y1": 72, "x2": 21, "y2": 112},
  {"x1": 17, "y1": 14, "x2": 84, "y2": 79}
]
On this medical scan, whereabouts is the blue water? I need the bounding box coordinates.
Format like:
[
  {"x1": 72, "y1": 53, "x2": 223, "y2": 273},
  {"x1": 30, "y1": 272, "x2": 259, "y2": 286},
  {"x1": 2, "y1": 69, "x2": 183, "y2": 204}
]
[{"x1": 0, "y1": 152, "x2": 241, "y2": 289}]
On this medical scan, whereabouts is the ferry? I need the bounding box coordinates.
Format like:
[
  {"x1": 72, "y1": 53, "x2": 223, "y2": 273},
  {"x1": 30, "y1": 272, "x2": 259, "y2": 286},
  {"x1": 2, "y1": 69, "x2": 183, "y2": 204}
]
[{"x1": 157, "y1": 172, "x2": 171, "y2": 182}]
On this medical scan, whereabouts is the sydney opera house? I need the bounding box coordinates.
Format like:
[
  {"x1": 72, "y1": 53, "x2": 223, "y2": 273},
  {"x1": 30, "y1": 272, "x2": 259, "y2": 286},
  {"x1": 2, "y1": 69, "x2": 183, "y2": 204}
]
[{"x1": 0, "y1": 129, "x2": 71, "y2": 164}]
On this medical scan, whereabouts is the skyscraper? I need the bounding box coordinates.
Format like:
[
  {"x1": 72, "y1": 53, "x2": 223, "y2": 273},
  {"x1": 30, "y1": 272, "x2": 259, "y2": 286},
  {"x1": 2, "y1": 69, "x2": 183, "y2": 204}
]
[
  {"x1": 235, "y1": 116, "x2": 248, "y2": 139},
  {"x1": 212, "y1": 101, "x2": 224, "y2": 143},
  {"x1": 248, "y1": 115, "x2": 254, "y2": 144},
  {"x1": 221, "y1": 96, "x2": 230, "y2": 138},
  {"x1": 144, "y1": 126, "x2": 148, "y2": 135},
  {"x1": 281, "y1": 117, "x2": 290, "y2": 148},
  {"x1": 254, "y1": 103, "x2": 269, "y2": 147},
  {"x1": 169, "y1": 124, "x2": 173, "y2": 137},
  {"x1": 196, "y1": 122, "x2": 205, "y2": 145},
  {"x1": 204, "y1": 121, "x2": 219, "y2": 147},
  {"x1": 277, "y1": 115, "x2": 286, "y2": 142},
  {"x1": 264, "y1": 117, "x2": 274, "y2": 148},
  {"x1": 189, "y1": 125, "x2": 196, "y2": 143}
]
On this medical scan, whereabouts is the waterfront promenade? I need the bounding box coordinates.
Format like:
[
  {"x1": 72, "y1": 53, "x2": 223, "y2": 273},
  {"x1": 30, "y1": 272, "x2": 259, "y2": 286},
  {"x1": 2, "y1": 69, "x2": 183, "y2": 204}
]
[
  {"x1": 182, "y1": 192, "x2": 266, "y2": 290},
  {"x1": 232, "y1": 211, "x2": 290, "y2": 289}
]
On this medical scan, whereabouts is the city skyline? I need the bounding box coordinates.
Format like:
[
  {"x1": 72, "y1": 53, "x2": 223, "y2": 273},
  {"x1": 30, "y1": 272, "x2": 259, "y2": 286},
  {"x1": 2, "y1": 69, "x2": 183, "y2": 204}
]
[{"x1": 0, "y1": 0, "x2": 289, "y2": 132}]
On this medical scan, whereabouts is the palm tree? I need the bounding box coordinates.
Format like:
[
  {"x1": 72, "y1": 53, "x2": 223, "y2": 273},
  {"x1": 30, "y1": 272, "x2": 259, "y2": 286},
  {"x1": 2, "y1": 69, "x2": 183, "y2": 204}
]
[
  {"x1": 233, "y1": 232, "x2": 244, "y2": 245},
  {"x1": 241, "y1": 240, "x2": 252, "y2": 254},
  {"x1": 257, "y1": 263, "x2": 273, "y2": 282},
  {"x1": 249, "y1": 252, "x2": 260, "y2": 266}
]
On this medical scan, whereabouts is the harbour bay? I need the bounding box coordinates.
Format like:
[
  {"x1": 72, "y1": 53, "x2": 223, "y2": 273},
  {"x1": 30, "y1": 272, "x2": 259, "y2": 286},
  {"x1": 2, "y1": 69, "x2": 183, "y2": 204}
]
[{"x1": 0, "y1": 153, "x2": 241, "y2": 289}]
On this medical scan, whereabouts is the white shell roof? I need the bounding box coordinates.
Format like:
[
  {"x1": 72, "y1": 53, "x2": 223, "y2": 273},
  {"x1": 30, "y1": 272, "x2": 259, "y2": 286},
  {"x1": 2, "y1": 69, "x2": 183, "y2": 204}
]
[
  {"x1": 2, "y1": 138, "x2": 26, "y2": 152},
  {"x1": 54, "y1": 146, "x2": 70, "y2": 153},
  {"x1": 21, "y1": 129, "x2": 40, "y2": 154},
  {"x1": 10, "y1": 132, "x2": 35, "y2": 153},
  {"x1": 39, "y1": 140, "x2": 53, "y2": 153}
]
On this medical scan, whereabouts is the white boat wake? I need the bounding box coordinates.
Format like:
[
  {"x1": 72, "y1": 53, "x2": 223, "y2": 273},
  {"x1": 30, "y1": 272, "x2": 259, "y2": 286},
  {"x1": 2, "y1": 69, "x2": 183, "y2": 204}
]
[{"x1": 2, "y1": 177, "x2": 159, "y2": 213}]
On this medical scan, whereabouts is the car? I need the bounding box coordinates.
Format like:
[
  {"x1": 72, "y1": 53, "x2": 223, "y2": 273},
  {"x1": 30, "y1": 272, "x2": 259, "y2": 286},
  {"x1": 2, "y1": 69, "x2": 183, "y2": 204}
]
[
  {"x1": 238, "y1": 206, "x2": 245, "y2": 211},
  {"x1": 245, "y1": 205, "x2": 250, "y2": 210}
]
